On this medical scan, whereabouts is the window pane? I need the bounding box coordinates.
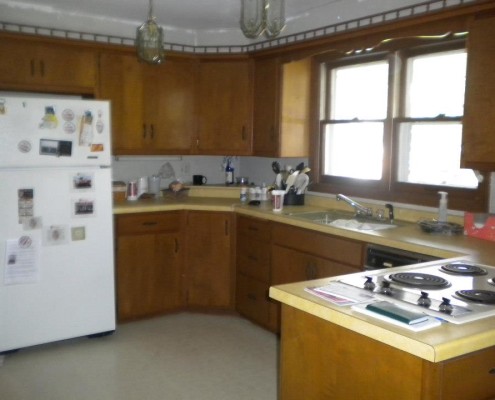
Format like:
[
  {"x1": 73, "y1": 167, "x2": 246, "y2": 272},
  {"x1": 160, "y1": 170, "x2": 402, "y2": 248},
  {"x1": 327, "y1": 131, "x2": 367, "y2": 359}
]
[
  {"x1": 332, "y1": 61, "x2": 389, "y2": 119},
  {"x1": 397, "y1": 122, "x2": 478, "y2": 188},
  {"x1": 406, "y1": 50, "x2": 466, "y2": 117},
  {"x1": 324, "y1": 122, "x2": 383, "y2": 180}
]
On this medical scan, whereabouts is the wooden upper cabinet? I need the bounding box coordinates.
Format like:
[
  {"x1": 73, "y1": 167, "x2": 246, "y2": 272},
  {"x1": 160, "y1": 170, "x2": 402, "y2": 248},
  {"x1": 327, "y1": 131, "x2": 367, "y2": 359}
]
[
  {"x1": 98, "y1": 51, "x2": 196, "y2": 155},
  {"x1": 196, "y1": 58, "x2": 253, "y2": 155},
  {"x1": 99, "y1": 52, "x2": 145, "y2": 153},
  {"x1": 462, "y1": 15, "x2": 495, "y2": 170},
  {"x1": 252, "y1": 56, "x2": 311, "y2": 157},
  {"x1": 0, "y1": 37, "x2": 96, "y2": 93},
  {"x1": 253, "y1": 57, "x2": 280, "y2": 156}
]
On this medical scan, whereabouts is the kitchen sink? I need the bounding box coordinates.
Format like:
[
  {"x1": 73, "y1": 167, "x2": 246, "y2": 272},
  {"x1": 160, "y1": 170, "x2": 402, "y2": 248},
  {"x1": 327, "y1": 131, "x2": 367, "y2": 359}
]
[{"x1": 287, "y1": 210, "x2": 398, "y2": 231}]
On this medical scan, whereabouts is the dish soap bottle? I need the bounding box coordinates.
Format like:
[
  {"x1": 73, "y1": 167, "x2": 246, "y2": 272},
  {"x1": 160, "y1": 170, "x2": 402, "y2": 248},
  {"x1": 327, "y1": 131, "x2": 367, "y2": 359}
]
[
  {"x1": 225, "y1": 159, "x2": 234, "y2": 185},
  {"x1": 438, "y1": 191, "x2": 448, "y2": 222}
]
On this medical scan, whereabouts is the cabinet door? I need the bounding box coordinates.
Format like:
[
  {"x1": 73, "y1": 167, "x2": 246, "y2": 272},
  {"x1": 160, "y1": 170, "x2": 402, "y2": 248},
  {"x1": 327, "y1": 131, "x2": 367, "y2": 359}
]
[
  {"x1": 116, "y1": 231, "x2": 182, "y2": 321},
  {"x1": 185, "y1": 211, "x2": 233, "y2": 308},
  {"x1": 0, "y1": 39, "x2": 96, "y2": 93},
  {"x1": 252, "y1": 56, "x2": 311, "y2": 157},
  {"x1": 462, "y1": 15, "x2": 495, "y2": 170},
  {"x1": 197, "y1": 59, "x2": 253, "y2": 154},
  {"x1": 99, "y1": 52, "x2": 146, "y2": 154},
  {"x1": 253, "y1": 57, "x2": 280, "y2": 156},
  {"x1": 272, "y1": 245, "x2": 359, "y2": 285},
  {"x1": 116, "y1": 212, "x2": 183, "y2": 322},
  {"x1": 146, "y1": 58, "x2": 196, "y2": 153}
]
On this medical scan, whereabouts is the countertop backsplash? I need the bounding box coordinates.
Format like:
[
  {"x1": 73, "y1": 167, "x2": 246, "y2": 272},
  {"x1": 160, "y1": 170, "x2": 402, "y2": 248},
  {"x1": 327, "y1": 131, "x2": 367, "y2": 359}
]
[{"x1": 111, "y1": 155, "x2": 495, "y2": 214}]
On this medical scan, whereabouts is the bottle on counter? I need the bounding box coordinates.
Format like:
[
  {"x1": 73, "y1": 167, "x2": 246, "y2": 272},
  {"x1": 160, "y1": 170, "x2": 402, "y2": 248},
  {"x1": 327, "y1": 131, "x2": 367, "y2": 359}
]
[
  {"x1": 438, "y1": 191, "x2": 448, "y2": 222},
  {"x1": 225, "y1": 159, "x2": 234, "y2": 185},
  {"x1": 240, "y1": 187, "x2": 248, "y2": 203}
]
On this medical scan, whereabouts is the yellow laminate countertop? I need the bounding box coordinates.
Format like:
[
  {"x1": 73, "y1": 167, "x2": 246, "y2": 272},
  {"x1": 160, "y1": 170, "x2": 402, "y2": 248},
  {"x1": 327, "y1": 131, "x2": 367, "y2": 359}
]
[
  {"x1": 269, "y1": 271, "x2": 495, "y2": 363},
  {"x1": 114, "y1": 189, "x2": 495, "y2": 362}
]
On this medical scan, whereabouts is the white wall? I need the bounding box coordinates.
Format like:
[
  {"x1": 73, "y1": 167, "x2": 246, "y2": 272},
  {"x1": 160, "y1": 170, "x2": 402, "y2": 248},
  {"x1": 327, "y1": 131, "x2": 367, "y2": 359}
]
[
  {"x1": 113, "y1": 156, "x2": 494, "y2": 213},
  {"x1": 111, "y1": 155, "x2": 307, "y2": 188}
]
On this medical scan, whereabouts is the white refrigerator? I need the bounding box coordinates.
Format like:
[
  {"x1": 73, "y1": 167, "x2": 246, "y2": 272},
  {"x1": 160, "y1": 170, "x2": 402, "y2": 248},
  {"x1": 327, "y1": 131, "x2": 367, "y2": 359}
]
[{"x1": 0, "y1": 95, "x2": 116, "y2": 353}]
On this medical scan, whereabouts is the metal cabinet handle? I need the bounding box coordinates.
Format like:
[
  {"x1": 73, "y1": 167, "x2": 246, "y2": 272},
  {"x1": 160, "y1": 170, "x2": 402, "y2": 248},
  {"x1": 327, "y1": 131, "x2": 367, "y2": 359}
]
[
  {"x1": 142, "y1": 221, "x2": 158, "y2": 226},
  {"x1": 143, "y1": 124, "x2": 147, "y2": 139},
  {"x1": 174, "y1": 238, "x2": 179, "y2": 253},
  {"x1": 306, "y1": 263, "x2": 317, "y2": 279},
  {"x1": 150, "y1": 124, "x2": 155, "y2": 139}
]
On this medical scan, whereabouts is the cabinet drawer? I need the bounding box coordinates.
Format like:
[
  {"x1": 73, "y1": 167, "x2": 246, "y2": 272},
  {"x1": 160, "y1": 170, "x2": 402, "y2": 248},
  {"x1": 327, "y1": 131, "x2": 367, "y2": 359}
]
[
  {"x1": 237, "y1": 237, "x2": 270, "y2": 282},
  {"x1": 117, "y1": 212, "x2": 181, "y2": 235},
  {"x1": 272, "y1": 223, "x2": 363, "y2": 267},
  {"x1": 236, "y1": 274, "x2": 271, "y2": 327},
  {"x1": 237, "y1": 215, "x2": 271, "y2": 241},
  {"x1": 441, "y1": 346, "x2": 495, "y2": 400}
]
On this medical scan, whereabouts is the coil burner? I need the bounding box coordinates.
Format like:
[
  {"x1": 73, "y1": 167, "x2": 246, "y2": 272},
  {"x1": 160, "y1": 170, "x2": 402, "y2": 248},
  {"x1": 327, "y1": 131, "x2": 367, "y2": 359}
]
[
  {"x1": 456, "y1": 290, "x2": 495, "y2": 304},
  {"x1": 441, "y1": 262, "x2": 487, "y2": 276},
  {"x1": 389, "y1": 272, "x2": 450, "y2": 289}
]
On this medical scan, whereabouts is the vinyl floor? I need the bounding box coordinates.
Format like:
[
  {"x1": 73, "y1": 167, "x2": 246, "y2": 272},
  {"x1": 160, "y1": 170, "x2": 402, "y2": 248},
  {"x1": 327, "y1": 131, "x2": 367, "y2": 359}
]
[{"x1": 0, "y1": 313, "x2": 279, "y2": 400}]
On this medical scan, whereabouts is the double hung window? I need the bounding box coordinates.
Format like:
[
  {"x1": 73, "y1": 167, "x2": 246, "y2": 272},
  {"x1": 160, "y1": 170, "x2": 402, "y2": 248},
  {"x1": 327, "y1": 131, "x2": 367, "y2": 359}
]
[{"x1": 315, "y1": 39, "x2": 486, "y2": 210}]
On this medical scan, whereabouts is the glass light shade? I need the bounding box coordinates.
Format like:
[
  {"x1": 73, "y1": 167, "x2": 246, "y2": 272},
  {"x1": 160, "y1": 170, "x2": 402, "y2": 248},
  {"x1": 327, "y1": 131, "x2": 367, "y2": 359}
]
[
  {"x1": 137, "y1": 17, "x2": 164, "y2": 64},
  {"x1": 264, "y1": 0, "x2": 286, "y2": 38},
  {"x1": 240, "y1": 0, "x2": 265, "y2": 39}
]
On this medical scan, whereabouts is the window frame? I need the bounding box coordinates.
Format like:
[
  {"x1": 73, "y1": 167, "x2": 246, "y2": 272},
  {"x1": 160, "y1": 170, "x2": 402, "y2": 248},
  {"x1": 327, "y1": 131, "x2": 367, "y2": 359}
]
[{"x1": 311, "y1": 38, "x2": 489, "y2": 212}]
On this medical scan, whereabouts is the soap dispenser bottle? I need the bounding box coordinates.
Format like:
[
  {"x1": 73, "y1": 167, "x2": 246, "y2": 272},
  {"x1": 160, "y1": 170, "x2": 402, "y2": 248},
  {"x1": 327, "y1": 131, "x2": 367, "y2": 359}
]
[{"x1": 438, "y1": 191, "x2": 448, "y2": 222}]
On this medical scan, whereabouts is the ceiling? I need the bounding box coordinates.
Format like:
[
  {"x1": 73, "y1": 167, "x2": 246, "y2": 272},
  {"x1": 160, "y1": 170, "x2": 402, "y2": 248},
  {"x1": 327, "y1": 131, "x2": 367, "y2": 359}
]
[
  {"x1": 1, "y1": 0, "x2": 345, "y2": 30},
  {"x1": 0, "y1": 0, "x2": 454, "y2": 47}
]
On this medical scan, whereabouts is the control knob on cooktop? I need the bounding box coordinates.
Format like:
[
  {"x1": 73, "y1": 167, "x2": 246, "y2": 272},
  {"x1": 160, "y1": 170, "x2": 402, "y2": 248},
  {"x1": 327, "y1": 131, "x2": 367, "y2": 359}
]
[{"x1": 418, "y1": 291, "x2": 432, "y2": 308}]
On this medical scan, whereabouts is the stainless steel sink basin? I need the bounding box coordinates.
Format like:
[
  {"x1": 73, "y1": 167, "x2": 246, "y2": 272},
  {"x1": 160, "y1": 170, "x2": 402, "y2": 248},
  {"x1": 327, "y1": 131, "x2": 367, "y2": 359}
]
[{"x1": 287, "y1": 210, "x2": 398, "y2": 231}]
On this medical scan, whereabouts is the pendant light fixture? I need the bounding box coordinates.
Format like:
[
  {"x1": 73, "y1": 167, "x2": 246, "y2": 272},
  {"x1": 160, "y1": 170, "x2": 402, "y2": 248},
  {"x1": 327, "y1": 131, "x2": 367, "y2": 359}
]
[
  {"x1": 240, "y1": 0, "x2": 286, "y2": 39},
  {"x1": 136, "y1": 0, "x2": 165, "y2": 64}
]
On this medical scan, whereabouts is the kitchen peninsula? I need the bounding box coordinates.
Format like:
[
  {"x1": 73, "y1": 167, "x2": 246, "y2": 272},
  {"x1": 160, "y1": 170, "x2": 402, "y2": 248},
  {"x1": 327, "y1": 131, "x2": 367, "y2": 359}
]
[{"x1": 115, "y1": 187, "x2": 495, "y2": 400}]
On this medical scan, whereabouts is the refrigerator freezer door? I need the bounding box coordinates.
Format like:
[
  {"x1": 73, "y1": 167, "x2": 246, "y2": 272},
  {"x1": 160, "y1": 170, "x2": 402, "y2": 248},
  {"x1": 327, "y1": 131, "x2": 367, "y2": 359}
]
[
  {"x1": 0, "y1": 167, "x2": 116, "y2": 352},
  {"x1": 0, "y1": 97, "x2": 112, "y2": 167}
]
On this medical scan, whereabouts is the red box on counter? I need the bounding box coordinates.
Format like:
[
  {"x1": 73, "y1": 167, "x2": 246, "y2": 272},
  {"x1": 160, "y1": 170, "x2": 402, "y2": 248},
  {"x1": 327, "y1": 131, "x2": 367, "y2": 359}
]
[{"x1": 464, "y1": 213, "x2": 495, "y2": 242}]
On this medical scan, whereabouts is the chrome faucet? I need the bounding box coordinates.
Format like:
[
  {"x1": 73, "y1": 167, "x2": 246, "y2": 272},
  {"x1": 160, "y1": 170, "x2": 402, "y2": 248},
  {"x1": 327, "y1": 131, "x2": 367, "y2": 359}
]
[{"x1": 336, "y1": 194, "x2": 373, "y2": 217}]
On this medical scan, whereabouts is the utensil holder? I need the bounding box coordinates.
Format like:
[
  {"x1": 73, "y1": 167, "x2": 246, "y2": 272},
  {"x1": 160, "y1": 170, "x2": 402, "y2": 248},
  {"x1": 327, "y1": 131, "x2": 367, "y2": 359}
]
[{"x1": 284, "y1": 192, "x2": 305, "y2": 205}]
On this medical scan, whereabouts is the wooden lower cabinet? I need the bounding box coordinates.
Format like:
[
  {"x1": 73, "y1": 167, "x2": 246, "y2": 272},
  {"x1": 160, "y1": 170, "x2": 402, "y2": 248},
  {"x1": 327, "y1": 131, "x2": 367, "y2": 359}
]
[
  {"x1": 235, "y1": 217, "x2": 364, "y2": 332},
  {"x1": 236, "y1": 215, "x2": 277, "y2": 331},
  {"x1": 279, "y1": 305, "x2": 495, "y2": 400},
  {"x1": 115, "y1": 212, "x2": 183, "y2": 322},
  {"x1": 272, "y1": 245, "x2": 361, "y2": 285},
  {"x1": 185, "y1": 211, "x2": 234, "y2": 309}
]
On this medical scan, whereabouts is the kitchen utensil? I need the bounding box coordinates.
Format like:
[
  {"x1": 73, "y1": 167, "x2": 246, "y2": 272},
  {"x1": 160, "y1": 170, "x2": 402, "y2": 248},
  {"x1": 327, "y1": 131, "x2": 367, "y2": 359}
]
[
  {"x1": 300, "y1": 166, "x2": 311, "y2": 175},
  {"x1": 158, "y1": 162, "x2": 176, "y2": 180},
  {"x1": 275, "y1": 173, "x2": 283, "y2": 189},
  {"x1": 294, "y1": 173, "x2": 309, "y2": 194},
  {"x1": 137, "y1": 176, "x2": 148, "y2": 197},
  {"x1": 295, "y1": 162, "x2": 305, "y2": 172},
  {"x1": 284, "y1": 170, "x2": 300, "y2": 193},
  {"x1": 148, "y1": 175, "x2": 161, "y2": 195}
]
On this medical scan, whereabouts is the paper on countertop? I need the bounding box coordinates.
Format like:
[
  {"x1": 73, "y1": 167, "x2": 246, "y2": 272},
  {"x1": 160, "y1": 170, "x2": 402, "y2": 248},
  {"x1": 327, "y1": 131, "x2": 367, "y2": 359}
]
[{"x1": 305, "y1": 281, "x2": 375, "y2": 306}]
